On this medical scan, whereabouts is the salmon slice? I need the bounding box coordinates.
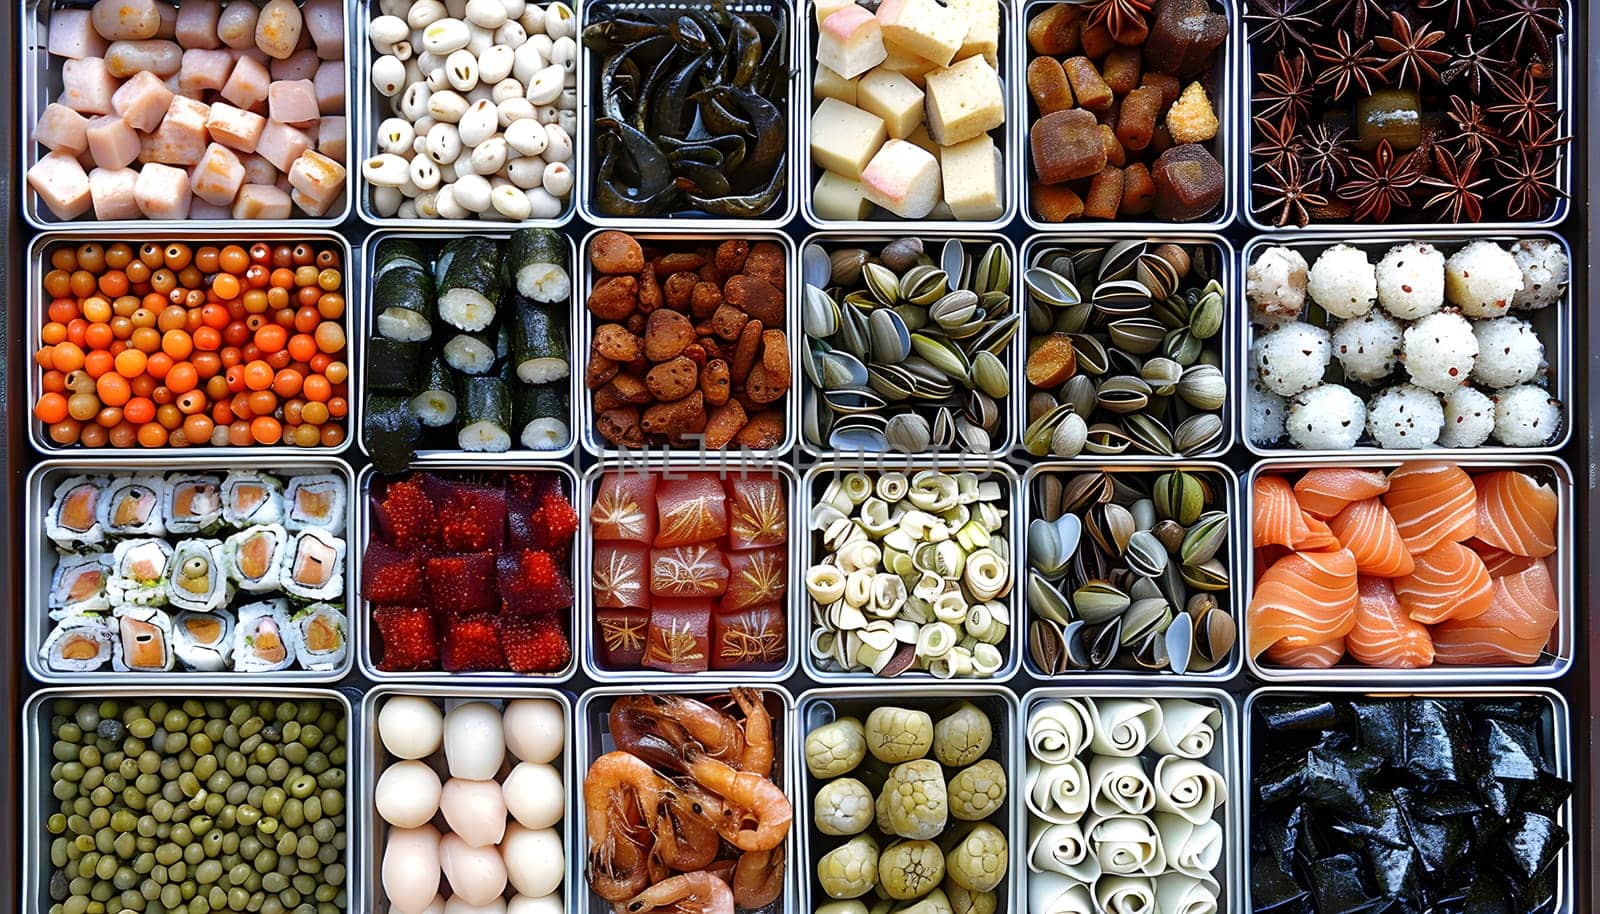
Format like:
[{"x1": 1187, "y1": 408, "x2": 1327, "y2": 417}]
[
  {"x1": 297, "y1": 487, "x2": 333, "y2": 519},
  {"x1": 1247, "y1": 548, "x2": 1360, "y2": 659},
  {"x1": 239, "y1": 531, "x2": 274, "y2": 579},
  {"x1": 305, "y1": 615, "x2": 341, "y2": 652},
  {"x1": 120, "y1": 616, "x2": 167, "y2": 669},
  {"x1": 1473, "y1": 470, "x2": 1558, "y2": 559},
  {"x1": 61, "y1": 633, "x2": 103, "y2": 661},
  {"x1": 252, "y1": 620, "x2": 288, "y2": 663},
  {"x1": 1297, "y1": 512, "x2": 1341, "y2": 551},
  {"x1": 60, "y1": 486, "x2": 98, "y2": 532},
  {"x1": 183, "y1": 616, "x2": 223, "y2": 644},
  {"x1": 1393, "y1": 541, "x2": 1493, "y2": 624},
  {"x1": 1328, "y1": 498, "x2": 1415, "y2": 577},
  {"x1": 1253, "y1": 475, "x2": 1310, "y2": 549},
  {"x1": 1382, "y1": 462, "x2": 1477, "y2": 554},
  {"x1": 67, "y1": 568, "x2": 104, "y2": 601},
  {"x1": 1293, "y1": 468, "x2": 1390, "y2": 519},
  {"x1": 1470, "y1": 540, "x2": 1539, "y2": 578},
  {"x1": 112, "y1": 489, "x2": 156, "y2": 526},
  {"x1": 1347, "y1": 576, "x2": 1434, "y2": 668},
  {"x1": 1432, "y1": 560, "x2": 1559, "y2": 666},
  {"x1": 1265, "y1": 634, "x2": 1346, "y2": 668}
]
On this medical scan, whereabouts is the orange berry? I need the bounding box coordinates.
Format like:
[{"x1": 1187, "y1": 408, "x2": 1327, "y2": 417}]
[
  {"x1": 96, "y1": 372, "x2": 131, "y2": 407},
  {"x1": 34, "y1": 392, "x2": 69, "y2": 424},
  {"x1": 113, "y1": 348, "x2": 147, "y2": 378}
]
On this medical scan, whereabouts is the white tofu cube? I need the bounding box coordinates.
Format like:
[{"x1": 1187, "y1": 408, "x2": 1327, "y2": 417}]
[
  {"x1": 817, "y1": 5, "x2": 886, "y2": 80},
  {"x1": 287, "y1": 149, "x2": 346, "y2": 212},
  {"x1": 814, "y1": 64, "x2": 859, "y2": 106},
  {"x1": 88, "y1": 166, "x2": 142, "y2": 220},
  {"x1": 814, "y1": 0, "x2": 856, "y2": 29},
  {"x1": 923, "y1": 55, "x2": 1004, "y2": 146},
  {"x1": 878, "y1": 41, "x2": 938, "y2": 86},
  {"x1": 232, "y1": 183, "x2": 293, "y2": 219},
  {"x1": 858, "y1": 68, "x2": 924, "y2": 139},
  {"x1": 876, "y1": 0, "x2": 968, "y2": 67},
  {"x1": 810, "y1": 97, "x2": 887, "y2": 180},
  {"x1": 134, "y1": 162, "x2": 192, "y2": 219},
  {"x1": 812, "y1": 171, "x2": 871, "y2": 221},
  {"x1": 939, "y1": 133, "x2": 1002, "y2": 221},
  {"x1": 946, "y1": 0, "x2": 999, "y2": 65},
  {"x1": 85, "y1": 115, "x2": 141, "y2": 169},
  {"x1": 28, "y1": 150, "x2": 93, "y2": 219},
  {"x1": 49, "y1": 9, "x2": 109, "y2": 59},
  {"x1": 190, "y1": 142, "x2": 245, "y2": 205},
  {"x1": 860, "y1": 138, "x2": 941, "y2": 219},
  {"x1": 36, "y1": 103, "x2": 91, "y2": 154},
  {"x1": 907, "y1": 125, "x2": 941, "y2": 158},
  {"x1": 59, "y1": 58, "x2": 119, "y2": 114}
]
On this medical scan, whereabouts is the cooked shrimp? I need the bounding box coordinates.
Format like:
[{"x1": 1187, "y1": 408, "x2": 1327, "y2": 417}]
[
  {"x1": 732, "y1": 844, "x2": 785, "y2": 908},
  {"x1": 618, "y1": 871, "x2": 734, "y2": 914},
  {"x1": 653, "y1": 788, "x2": 723, "y2": 871},
  {"x1": 729, "y1": 688, "x2": 773, "y2": 777},
  {"x1": 684, "y1": 747, "x2": 792, "y2": 852},
  {"x1": 586, "y1": 752, "x2": 671, "y2": 902}
]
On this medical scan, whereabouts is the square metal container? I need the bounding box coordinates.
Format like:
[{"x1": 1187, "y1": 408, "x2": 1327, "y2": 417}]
[
  {"x1": 800, "y1": 457, "x2": 1024, "y2": 683},
  {"x1": 1238, "y1": 232, "x2": 1574, "y2": 458},
  {"x1": 575, "y1": 0, "x2": 800, "y2": 229},
  {"x1": 1018, "y1": 686, "x2": 1242, "y2": 914},
  {"x1": 353, "y1": 229, "x2": 580, "y2": 463},
  {"x1": 796, "y1": 686, "x2": 1022, "y2": 914},
  {"x1": 25, "y1": 455, "x2": 359, "y2": 684},
  {"x1": 796, "y1": 231, "x2": 1023, "y2": 460},
  {"x1": 22, "y1": 685, "x2": 359, "y2": 914},
  {"x1": 1237, "y1": 0, "x2": 1575, "y2": 233},
  {"x1": 1016, "y1": 0, "x2": 1239, "y2": 233},
  {"x1": 576, "y1": 227, "x2": 801, "y2": 460},
  {"x1": 24, "y1": 230, "x2": 359, "y2": 458},
  {"x1": 1019, "y1": 460, "x2": 1244, "y2": 682},
  {"x1": 1242, "y1": 686, "x2": 1574, "y2": 913},
  {"x1": 1015, "y1": 233, "x2": 1238, "y2": 463},
  {"x1": 353, "y1": 460, "x2": 581, "y2": 684},
  {"x1": 574, "y1": 684, "x2": 797, "y2": 914},
  {"x1": 358, "y1": 685, "x2": 575, "y2": 914},
  {"x1": 21, "y1": 0, "x2": 355, "y2": 230},
  {"x1": 1242, "y1": 455, "x2": 1575, "y2": 684},
  {"x1": 352, "y1": 0, "x2": 579, "y2": 228},
  {"x1": 798, "y1": 0, "x2": 1021, "y2": 231},
  {"x1": 577, "y1": 456, "x2": 803, "y2": 683}
]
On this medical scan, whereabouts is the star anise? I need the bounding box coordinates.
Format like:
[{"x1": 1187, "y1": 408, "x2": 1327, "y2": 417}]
[
  {"x1": 1485, "y1": 0, "x2": 1562, "y2": 60},
  {"x1": 1417, "y1": 0, "x2": 1488, "y2": 30},
  {"x1": 1373, "y1": 12, "x2": 1449, "y2": 88},
  {"x1": 1245, "y1": 0, "x2": 1325, "y2": 47},
  {"x1": 1418, "y1": 148, "x2": 1489, "y2": 223},
  {"x1": 1251, "y1": 115, "x2": 1303, "y2": 175},
  {"x1": 1254, "y1": 50, "x2": 1315, "y2": 124},
  {"x1": 1322, "y1": 0, "x2": 1383, "y2": 36},
  {"x1": 1445, "y1": 97, "x2": 1504, "y2": 158},
  {"x1": 1312, "y1": 31, "x2": 1385, "y2": 101},
  {"x1": 1492, "y1": 142, "x2": 1563, "y2": 221},
  {"x1": 1339, "y1": 140, "x2": 1420, "y2": 222},
  {"x1": 1440, "y1": 36, "x2": 1507, "y2": 94},
  {"x1": 1253, "y1": 158, "x2": 1330, "y2": 227},
  {"x1": 1083, "y1": 0, "x2": 1154, "y2": 44},
  {"x1": 1487, "y1": 69, "x2": 1555, "y2": 143},
  {"x1": 1301, "y1": 124, "x2": 1352, "y2": 190}
]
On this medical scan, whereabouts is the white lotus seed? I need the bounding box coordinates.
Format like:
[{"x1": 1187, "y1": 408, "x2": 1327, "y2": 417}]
[
  {"x1": 396, "y1": 199, "x2": 419, "y2": 218},
  {"x1": 427, "y1": 89, "x2": 468, "y2": 122},
  {"x1": 511, "y1": 39, "x2": 545, "y2": 83},
  {"x1": 549, "y1": 36, "x2": 575, "y2": 71},
  {"x1": 497, "y1": 97, "x2": 535, "y2": 129},
  {"x1": 506, "y1": 155, "x2": 544, "y2": 188},
  {"x1": 372, "y1": 55, "x2": 406, "y2": 96},
  {"x1": 471, "y1": 136, "x2": 508, "y2": 174},
  {"x1": 478, "y1": 44, "x2": 514, "y2": 84},
  {"x1": 406, "y1": 0, "x2": 447, "y2": 29},
  {"x1": 501, "y1": 0, "x2": 524, "y2": 19},
  {"x1": 362, "y1": 154, "x2": 409, "y2": 187},
  {"x1": 454, "y1": 173, "x2": 492, "y2": 211},
  {"x1": 443, "y1": 48, "x2": 478, "y2": 91},
  {"x1": 421, "y1": 18, "x2": 469, "y2": 54},
  {"x1": 493, "y1": 19, "x2": 525, "y2": 46},
  {"x1": 556, "y1": 108, "x2": 575, "y2": 138},
  {"x1": 378, "y1": 0, "x2": 408, "y2": 17},
  {"x1": 525, "y1": 186, "x2": 562, "y2": 218},
  {"x1": 490, "y1": 183, "x2": 532, "y2": 218},
  {"x1": 543, "y1": 2, "x2": 573, "y2": 40},
  {"x1": 415, "y1": 189, "x2": 440, "y2": 217},
  {"x1": 376, "y1": 117, "x2": 415, "y2": 154},
  {"x1": 534, "y1": 104, "x2": 558, "y2": 125},
  {"x1": 425, "y1": 121, "x2": 462, "y2": 163},
  {"x1": 503, "y1": 118, "x2": 547, "y2": 156},
  {"x1": 373, "y1": 183, "x2": 403, "y2": 216},
  {"x1": 466, "y1": 83, "x2": 494, "y2": 104},
  {"x1": 369, "y1": 14, "x2": 408, "y2": 48},
  {"x1": 436, "y1": 184, "x2": 467, "y2": 218},
  {"x1": 457, "y1": 98, "x2": 498, "y2": 146},
  {"x1": 525, "y1": 63, "x2": 563, "y2": 105},
  {"x1": 542, "y1": 123, "x2": 571, "y2": 162},
  {"x1": 409, "y1": 155, "x2": 442, "y2": 191},
  {"x1": 464, "y1": 0, "x2": 506, "y2": 27},
  {"x1": 541, "y1": 160, "x2": 572, "y2": 197},
  {"x1": 490, "y1": 77, "x2": 523, "y2": 103},
  {"x1": 518, "y1": 5, "x2": 543, "y2": 34}
]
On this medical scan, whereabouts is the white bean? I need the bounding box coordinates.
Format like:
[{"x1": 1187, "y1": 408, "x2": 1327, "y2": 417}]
[
  {"x1": 439, "y1": 161, "x2": 457, "y2": 182},
  {"x1": 534, "y1": 104, "x2": 559, "y2": 125},
  {"x1": 506, "y1": 156, "x2": 544, "y2": 189},
  {"x1": 376, "y1": 117, "x2": 415, "y2": 154},
  {"x1": 445, "y1": 48, "x2": 478, "y2": 91},
  {"x1": 562, "y1": 67, "x2": 576, "y2": 89},
  {"x1": 444, "y1": 0, "x2": 467, "y2": 18},
  {"x1": 525, "y1": 63, "x2": 563, "y2": 105},
  {"x1": 526, "y1": 186, "x2": 562, "y2": 218},
  {"x1": 518, "y1": 5, "x2": 544, "y2": 34},
  {"x1": 529, "y1": 33, "x2": 553, "y2": 60},
  {"x1": 426, "y1": 121, "x2": 462, "y2": 163},
  {"x1": 543, "y1": 2, "x2": 574, "y2": 40},
  {"x1": 413, "y1": 115, "x2": 437, "y2": 138},
  {"x1": 427, "y1": 89, "x2": 468, "y2": 122},
  {"x1": 501, "y1": 0, "x2": 525, "y2": 24},
  {"x1": 421, "y1": 18, "x2": 469, "y2": 54},
  {"x1": 372, "y1": 54, "x2": 406, "y2": 96},
  {"x1": 412, "y1": 135, "x2": 430, "y2": 156},
  {"x1": 466, "y1": 24, "x2": 495, "y2": 56},
  {"x1": 543, "y1": 123, "x2": 572, "y2": 162},
  {"x1": 437, "y1": 184, "x2": 467, "y2": 218},
  {"x1": 493, "y1": 20, "x2": 526, "y2": 47},
  {"x1": 407, "y1": 0, "x2": 447, "y2": 29},
  {"x1": 415, "y1": 189, "x2": 440, "y2": 217},
  {"x1": 464, "y1": 0, "x2": 506, "y2": 28},
  {"x1": 452, "y1": 152, "x2": 477, "y2": 176},
  {"x1": 397, "y1": 199, "x2": 419, "y2": 218},
  {"x1": 401, "y1": 176, "x2": 421, "y2": 197},
  {"x1": 490, "y1": 183, "x2": 532, "y2": 219},
  {"x1": 503, "y1": 118, "x2": 547, "y2": 156},
  {"x1": 478, "y1": 45, "x2": 514, "y2": 84},
  {"x1": 559, "y1": 87, "x2": 578, "y2": 111},
  {"x1": 511, "y1": 40, "x2": 545, "y2": 83},
  {"x1": 393, "y1": 40, "x2": 414, "y2": 62},
  {"x1": 378, "y1": 0, "x2": 408, "y2": 17},
  {"x1": 369, "y1": 15, "x2": 408, "y2": 49},
  {"x1": 550, "y1": 36, "x2": 576, "y2": 72},
  {"x1": 454, "y1": 173, "x2": 492, "y2": 212},
  {"x1": 497, "y1": 97, "x2": 535, "y2": 129},
  {"x1": 541, "y1": 160, "x2": 572, "y2": 197},
  {"x1": 471, "y1": 136, "x2": 508, "y2": 174},
  {"x1": 362, "y1": 153, "x2": 410, "y2": 187},
  {"x1": 557, "y1": 108, "x2": 576, "y2": 139},
  {"x1": 491, "y1": 77, "x2": 523, "y2": 103},
  {"x1": 409, "y1": 155, "x2": 442, "y2": 190},
  {"x1": 458, "y1": 99, "x2": 499, "y2": 146},
  {"x1": 373, "y1": 183, "x2": 403, "y2": 216}
]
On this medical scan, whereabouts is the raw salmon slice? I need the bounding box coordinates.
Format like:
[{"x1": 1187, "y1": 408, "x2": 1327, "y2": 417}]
[
  {"x1": 1328, "y1": 497, "x2": 1415, "y2": 577},
  {"x1": 1253, "y1": 475, "x2": 1310, "y2": 549},
  {"x1": 1470, "y1": 540, "x2": 1539, "y2": 578},
  {"x1": 1297, "y1": 512, "x2": 1341, "y2": 551},
  {"x1": 1393, "y1": 541, "x2": 1492, "y2": 624},
  {"x1": 1247, "y1": 548, "x2": 1360, "y2": 659},
  {"x1": 1265, "y1": 634, "x2": 1345, "y2": 668},
  {"x1": 1382, "y1": 462, "x2": 1477, "y2": 554},
  {"x1": 1473, "y1": 470, "x2": 1558, "y2": 558},
  {"x1": 1347, "y1": 576, "x2": 1434, "y2": 668},
  {"x1": 1293, "y1": 468, "x2": 1390, "y2": 519},
  {"x1": 1432, "y1": 560, "x2": 1559, "y2": 666}
]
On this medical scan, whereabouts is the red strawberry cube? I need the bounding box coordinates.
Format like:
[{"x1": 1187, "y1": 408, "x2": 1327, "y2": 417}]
[
  {"x1": 650, "y1": 544, "x2": 729, "y2": 598},
  {"x1": 643, "y1": 602, "x2": 711, "y2": 674},
  {"x1": 721, "y1": 548, "x2": 787, "y2": 611},
  {"x1": 653, "y1": 473, "x2": 728, "y2": 547},
  {"x1": 435, "y1": 482, "x2": 507, "y2": 552},
  {"x1": 595, "y1": 608, "x2": 649, "y2": 668},
  {"x1": 728, "y1": 475, "x2": 788, "y2": 549},
  {"x1": 426, "y1": 552, "x2": 499, "y2": 615},
  {"x1": 499, "y1": 549, "x2": 574, "y2": 614},
  {"x1": 361, "y1": 540, "x2": 428, "y2": 605},
  {"x1": 498, "y1": 614, "x2": 571, "y2": 673},
  {"x1": 592, "y1": 472, "x2": 658, "y2": 543},
  {"x1": 373, "y1": 605, "x2": 438, "y2": 671},
  {"x1": 593, "y1": 543, "x2": 650, "y2": 610},
  {"x1": 712, "y1": 604, "x2": 787, "y2": 670},
  {"x1": 441, "y1": 613, "x2": 506, "y2": 671},
  {"x1": 372, "y1": 478, "x2": 436, "y2": 550}
]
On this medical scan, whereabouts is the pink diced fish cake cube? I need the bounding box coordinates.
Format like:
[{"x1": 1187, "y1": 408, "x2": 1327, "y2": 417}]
[
  {"x1": 175, "y1": 0, "x2": 222, "y2": 49},
  {"x1": 204, "y1": 102, "x2": 266, "y2": 153},
  {"x1": 240, "y1": 153, "x2": 277, "y2": 184},
  {"x1": 256, "y1": 119, "x2": 312, "y2": 172},
  {"x1": 287, "y1": 148, "x2": 345, "y2": 212},
  {"x1": 190, "y1": 142, "x2": 245, "y2": 205},
  {"x1": 232, "y1": 182, "x2": 292, "y2": 219},
  {"x1": 49, "y1": 9, "x2": 110, "y2": 59},
  {"x1": 179, "y1": 48, "x2": 234, "y2": 95},
  {"x1": 315, "y1": 117, "x2": 345, "y2": 160},
  {"x1": 313, "y1": 60, "x2": 344, "y2": 114},
  {"x1": 111, "y1": 70, "x2": 175, "y2": 132},
  {"x1": 59, "y1": 58, "x2": 119, "y2": 115},
  {"x1": 28, "y1": 150, "x2": 93, "y2": 219},
  {"x1": 220, "y1": 55, "x2": 271, "y2": 109},
  {"x1": 268, "y1": 80, "x2": 319, "y2": 128},
  {"x1": 36, "y1": 103, "x2": 90, "y2": 153},
  {"x1": 140, "y1": 95, "x2": 210, "y2": 165},
  {"x1": 86, "y1": 115, "x2": 141, "y2": 169},
  {"x1": 88, "y1": 166, "x2": 142, "y2": 220},
  {"x1": 134, "y1": 162, "x2": 191, "y2": 219}
]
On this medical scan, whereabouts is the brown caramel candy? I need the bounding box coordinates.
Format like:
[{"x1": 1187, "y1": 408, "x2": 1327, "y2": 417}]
[
  {"x1": 1026, "y1": 3, "x2": 1083, "y2": 56},
  {"x1": 1122, "y1": 163, "x2": 1157, "y2": 215},
  {"x1": 1027, "y1": 57, "x2": 1074, "y2": 114},
  {"x1": 1116, "y1": 85, "x2": 1163, "y2": 152},
  {"x1": 1101, "y1": 47, "x2": 1142, "y2": 95},
  {"x1": 1063, "y1": 56, "x2": 1113, "y2": 112},
  {"x1": 587, "y1": 275, "x2": 639, "y2": 320},
  {"x1": 1032, "y1": 109, "x2": 1106, "y2": 184},
  {"x1": 590, "y1": 231, "x2": 644, "y2": 274},
  {"x1": 643, "y1": 309, "x2": 696, "y2": 361},
  {"x1": 1033, "y1": 181, "x2": 1085, "y2": 221}
]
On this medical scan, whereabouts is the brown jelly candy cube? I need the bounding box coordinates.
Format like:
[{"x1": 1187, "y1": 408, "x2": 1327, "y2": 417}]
[
  {"x1": 1097, "y1": 125, "x2": 1126, "y2": 167},
  {"x1": 1144, "y1": 0, "x2": 1228, "y2": 79},
  {"x1": 596, "y1": 608, "x2": 650, "y2": 667},
  {"x1": 1027, "y1": 3, "x2": 1083, "y2": 56},
  {"x1": 1116, "y1": 85, "x2": 1164, "y2": 152},
  {"x1": 1027, "y1": 57, "x2": 1075, "y2": 115},
  {"x1": 1101, "y1": 47, "x2": 1143, "y2": 95},
  {"x1": 1031, "y1": 109, "x2": 1106, "y2": 184},
  {"x1": 1151, "y1": 143, "x2": 1223, "y2": 221},
  {"x1": 1033, "y1": 181, "x2": 1086, "y2": 222},
  {"x1": 1080, "y1": 20, "x2": 1115, "y2": 58},
  {"x1": 1122, "y1": 163, "x2": 1157, "y2": 215},
  {"x1": 1064, "y1": 56, "x2": 1113, "y2": 112},
  {"x1": 1141, "y1": 72, "x2": 1182, "y2": 108},
  {"x1": 1085, "y1": 166, "x2": 1125, "y2": 220}
]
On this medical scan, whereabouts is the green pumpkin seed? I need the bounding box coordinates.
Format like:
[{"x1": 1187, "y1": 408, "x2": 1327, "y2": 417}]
[
  {"x1": 1189, "y1": 290, "x2": 1224, "y2": 339},
  {"x1": 1153, "y1": 471, "x2": 1204, "y2": 526}
]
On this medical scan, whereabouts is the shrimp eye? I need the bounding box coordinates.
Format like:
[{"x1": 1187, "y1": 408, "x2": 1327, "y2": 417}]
[{"x1": 692, "y1": 803, "x2": 702, "y2": 813}]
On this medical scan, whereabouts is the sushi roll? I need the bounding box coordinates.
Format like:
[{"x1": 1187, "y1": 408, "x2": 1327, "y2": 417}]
[
  {"x1": 98, "y1": 474, "x2": 166, "y2": 538},
  {"x1": 233, "y1": 600, "x2": 299, "y2": 672},
  {"x1": 221, "y1": 472, "x2": 284, "y2": 527},
  {"x1": 111, "y1": 605, "x2": 175, "y2": 672},
  {"x1": 293, "y1": 604, "x2": 348, "y2": 671},
  {"x1": 224, "y1": 524, "x2": 288, "y2": 592},
  {"x1": 41, "y1": 617, "x2": 114, "y2": 672},
  {"x1": 49, "y1": 554, "x2": 112, "y2": 620},
  {"x1": 106, "y1": 539, "x2": 174, "y2": 607},
  {"x1": 283, "y1": 474, "x2": 347, "y2": 535},
  {"x1": 47, "y1": 475, "x2": 108, "y2": 549},
  {"x1": 166, "y1": 539, "x2": 232, "y2": 613},
  {"x1": 279, "y1": 529, "x2": 345, "y2": 601},
  {"x1": 164, "y1": 474, "x2": 224, "y2": 534},
  {"x1": 173, "y1": 610, "x2": 235, "y2": 671}
]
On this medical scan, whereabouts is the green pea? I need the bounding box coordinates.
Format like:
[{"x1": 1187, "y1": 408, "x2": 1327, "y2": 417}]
[
  {"x1": 156, "y1": 844, "x2": 181, "y2": 866},
  {"x1": 265, "y1": 758, "x2": 288, "y2": 781},
  {"x1": 203, "y1": 830, "x2": 225, "y2": 857},
  {"x1": 184, "y1": 842, "x2": 205, "y2": 865},
  {"x1": 113, "y1": 832, "x2": 135, "y2": 858},
  {"x1": 253, "y1": 850, "x2": 277, "y2": 874},
  {"x1": 60, "y1": 761, "x2": 85, "y2": 782},
  {"x1": 230, "y1": 887, "x2": 251, "y2": 911},
  {"x1": 111, "y1": 810, "x2": 136, "y2": 833},
  {"x1": 161, "y1": 885, "x2": 183, "y2": 909},
  {"x1": 96, "y1": 855, "x2": 118, "y2": 879},
  {"x1": 257, "y1": 818, "x2": 278, "y2": 836},
  {"x1": 281, "y1": 801, "x2": 304, "y2": 830},
  {"x1": 52, "y1": 781, "x2": 76, "y2": 802},
  {"x1": 114, "y1": 865, "x2": 139, "y2": 891},
  {"x1": 48, "y1": 813, "x2": 67, "y2": 835},
  {"x1": 135, "y1": 773, "x2": 160, "y2": 796},
  {"x1": 261, "y1": 899, "x2": 284, "y2": 914},
  {"x1": 141, "y1": 879, "x2": 161, "y2": 901},
  {"x1": 197, "y1": 860, "x2": 223, "y2": 884},
  {"x1": 164, "y1": 710, "x2": 189, "y2": 733},
  {"x1": 302, "y1": 755, "x2": 327, "y2": 777},
  {"x1": 105, "y1": 771, "x2": 127, "y2": 792},
  {"x1": 229, "y1": 864, "x2": 253, "y2": 887}
]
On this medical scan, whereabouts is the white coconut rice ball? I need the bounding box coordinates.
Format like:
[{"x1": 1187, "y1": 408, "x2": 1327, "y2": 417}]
[
  {"x1": 1247, "y1": 363, "x2": 1287, "y2": 446},
  {"x1": 1367, "y1": 384, "x2": 1445, "y2": 449},
  {"x1": 1402, "y1": 311, "x2": 1478, "y2": 393},
  {"x1": 1444, "y1": 240, "x2": 1521, "y2": 318},
  {"x1": 1493, "y1": 385, "x2": 1562, "y2": 447},
  {"x1": 1307, "y1": 244, "x2": 1378, "y2": 318},
  {"x1": 1471, "y1": 316, "x2": 1545, "y2": 389},
  {"x1": 1438, "y1": 387, "x2": 1496, "y2": 449},
  {"x1": 1246, "y1": 245, "x2": 1309, "y2": 327},
  {"x1": 1331, "y1": 312, "x2": 1403, "y2": 384},
  {"x1": 1253, "y1": 323, "x2": 1331, "y2": 397},
  {"x1": 1376, "y1": 242, "x2": 1445, "y2": 320},
  {"x1": 1287, "y1": 384, "x2": 1366, "y2": 450},
  {"x1": 1510, "y1": 239, "x2": 1569, "y2": 310}
]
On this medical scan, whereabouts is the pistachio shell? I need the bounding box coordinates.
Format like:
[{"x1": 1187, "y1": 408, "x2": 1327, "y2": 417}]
[
  {"x1": 869, "y1": 308, "x2": 913, "y2": 364},
  {"x1": 830, "y1": 247, "x2": 871, "y2": 285},
  {"x1": 911, "y1": 333, "x2": 972, "y2": 382},
  {"x1": 1176, "y1": 364, "x2": 1227, "y2": 411},
  {"x1": 1072, "y1": 580, "x2": 1130, "y2": 623},
  {"x1": 1173, "y1": 413, "x2": 1224, "y2": 455},
  {"x1": 1180, "y1": 512, "x2": 1228, "y2": 566},
  {"x1": 970, "y1": 351, "x2": 1010, "y2": 399},
  {"x1": 805, "y1": 286, "x2": 841, "y2": 338},
  {"x1": 864, "y1": 262, "x2": 901, "y2": 305},
  {"x1": 881, "y1": 238, "x2": 924, "y2": 272},
  {"x1": 885, "y1": 413, "x2": 932, "y2": 453}
]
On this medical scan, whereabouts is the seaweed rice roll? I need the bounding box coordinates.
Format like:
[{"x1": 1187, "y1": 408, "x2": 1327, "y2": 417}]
[
  {"x1": 293, "y1": 604, "x2": 348, "y2": 671},
  {"x1": 283, "y1": 474, "x2": 347, "y2": 535},
  {"x1": 224, "y1": 524, "x2": 288, "y2": 592},
  {"x1": 174, "y1": 610, "x2": 235, "y2": 671},
  {"x1": 164, "y1": 474, "x2": 224, "y2": 534},
  {"x1": 280, "y1": 529, "x2": 345, "y2": 601},
  {"x1": 221, "y1": 473, "x2": 284, "y2": 527},
  {"x1": 233, "y1": 601, "x2": 298, "y2": 672},
  {"x1": 99, "y1": 474, "x2": 166, "y2": 538},
  {"x1": 107, "y1": 539, "x2": 174, "y2": 607},
  {"x1": 41, "y1": 618, "x2": 114, "y2": 672},
  {"x1": 49, "y1": 554, "x2": 111, "y2": 620},
  {"x1": 166, "y1": 539, "x2": 232, "y2": 613},
  {"x1": 47, "y1": 475, "x2": 107, "y2": 549},
  {"x1": 112, "y1": 605, "x2": 175, "y2": 672}
]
